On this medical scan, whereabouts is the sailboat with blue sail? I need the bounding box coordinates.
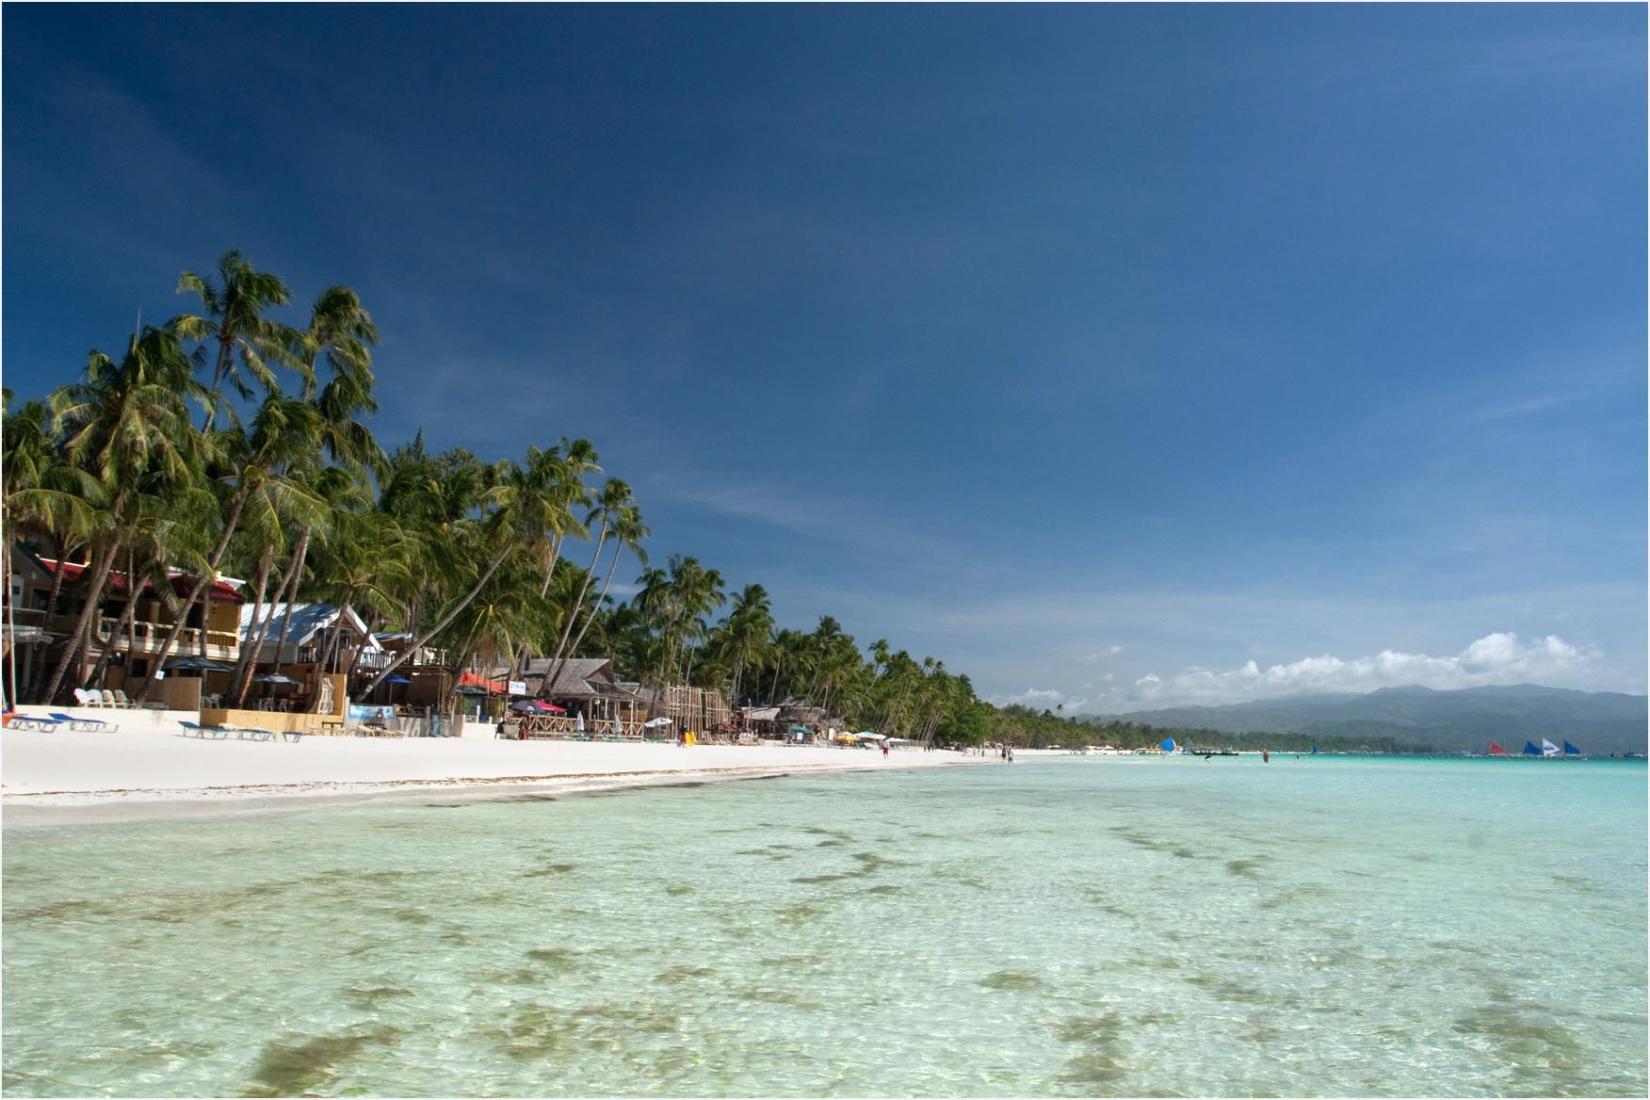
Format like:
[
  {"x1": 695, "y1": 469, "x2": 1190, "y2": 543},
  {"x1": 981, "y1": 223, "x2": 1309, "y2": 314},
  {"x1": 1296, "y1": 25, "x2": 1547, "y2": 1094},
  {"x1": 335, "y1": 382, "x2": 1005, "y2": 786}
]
[
  {"x1": 1522, "y1": 740, "x2": 1542, "y2": 757},
  {"x1": 1562, "y1": 740, "x2": 1583, "y2": 759}
]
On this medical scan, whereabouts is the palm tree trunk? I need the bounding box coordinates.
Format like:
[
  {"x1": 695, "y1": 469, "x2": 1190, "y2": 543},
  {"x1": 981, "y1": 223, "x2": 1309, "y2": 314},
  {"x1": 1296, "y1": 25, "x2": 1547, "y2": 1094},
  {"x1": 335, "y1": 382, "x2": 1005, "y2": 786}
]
[
  {"x1": 507, "y1": 537, "x2": 565, "y2": 681},
  {"x1": 201, "y1": 336, "x2": 234, "y2": 432},
  {"x1": 541, "y1": 522, "x2": 608, "y2": 699},
  {"x1": 198, "y1": 582, "x2": 212, "y2": 658},
  {"x1": 309, "y1": 599, "x2": 354, "y2": 711},
  {"x1": 269, "y1": 527, "x2": 311, "y2": 682},
  {"x1": 2, "y1": 541, "x2": 16, "y2": 709},
  {"x1": 228, "y1": 548, "x2": 274, "y2": 704},
  {"x1": 135, "y1": 489, "x2": 249, "y2": 701},
  {"x1": 27, "y1": 543, "x2": 74, "y2": 699},
  {"x1": 538, "y1": 535, "x2": 563, "y2": 598},
  {"x1": 359, "y1": 541, "x2": 513, "y2": 696},
  {"x1": 41, "y1": 542, "x2": 120, "y2": 704},
  {"x1": 85, "y1": 547, "x2": 141, "y2": 688}
]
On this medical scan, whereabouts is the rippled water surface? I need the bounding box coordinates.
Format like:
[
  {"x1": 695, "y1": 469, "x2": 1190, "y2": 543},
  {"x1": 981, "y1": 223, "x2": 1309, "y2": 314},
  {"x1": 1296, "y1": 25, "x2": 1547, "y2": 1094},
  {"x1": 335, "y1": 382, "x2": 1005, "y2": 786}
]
[{"x1": 4, "y1": 757, "x2": 1646, "y2": 1096}]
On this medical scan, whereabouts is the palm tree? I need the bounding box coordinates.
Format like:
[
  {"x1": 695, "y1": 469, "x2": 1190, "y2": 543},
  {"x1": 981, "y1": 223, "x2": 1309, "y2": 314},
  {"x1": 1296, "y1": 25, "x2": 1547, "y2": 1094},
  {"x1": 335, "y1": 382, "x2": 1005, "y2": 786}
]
[
  {"x1": 559, "y1": 500, "x2": 648, "y2": 669},
  {"x1": 83, "y1": 504, "x2": 185, "y2": 690},
  {"x1": 300, "y1": 286, "x2": 378, "y2": 400},
  {"x1": 716, "y1": 583, "x2": 774, "y2": 707},
  {"x1": 359, "y1": 450, "x2": 559, "y2": 695},
  {"x1": 541, "y1": 478, "x2": 636, "y2": 694},
  {"x1": 41, "y1": 328, "x2": 208, "y2": 703},
  {"x1": 0, "y1": 393, "x2": 98, "y2": 704},
  {"x1": 765, "y1": 627, "x2": 811, "y2": 703},
  {"x1": 641, "y1": 555, "x2": 724, "y2": 686},
  {"x1": 135, "y1": 394, "x2": 327, "y2": 700},
  {"x1": 302, "y1": 472, "x2": 408, "y2": 682},
  {"x1": 805, "y1": 616, "x2": 844, "y2": 701},
  {"x1": 171, "y1": 250, "x2": 303, "y2": 430}
]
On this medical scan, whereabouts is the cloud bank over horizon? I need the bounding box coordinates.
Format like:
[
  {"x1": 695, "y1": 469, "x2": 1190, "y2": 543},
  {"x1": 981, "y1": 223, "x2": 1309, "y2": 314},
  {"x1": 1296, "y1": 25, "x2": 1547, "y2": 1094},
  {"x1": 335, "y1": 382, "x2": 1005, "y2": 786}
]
[{"x1": 993, "y1": 631, "x2": 1621, "y2": 714}]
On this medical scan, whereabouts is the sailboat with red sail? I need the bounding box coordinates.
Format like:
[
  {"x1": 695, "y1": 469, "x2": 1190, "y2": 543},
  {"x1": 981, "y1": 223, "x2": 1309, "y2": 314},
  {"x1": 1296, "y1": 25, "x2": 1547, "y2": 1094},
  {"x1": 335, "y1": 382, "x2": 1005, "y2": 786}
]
[{"x1": 1488, "y1": 740, "x2": 1507, "y2": 757}]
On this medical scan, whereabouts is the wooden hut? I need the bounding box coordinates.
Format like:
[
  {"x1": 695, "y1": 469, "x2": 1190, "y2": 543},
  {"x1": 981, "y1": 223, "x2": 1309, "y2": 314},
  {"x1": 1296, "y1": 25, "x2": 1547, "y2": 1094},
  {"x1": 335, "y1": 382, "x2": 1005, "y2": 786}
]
[{"x1": 513, "y1": 658, "x2": 646, "y2": 739}]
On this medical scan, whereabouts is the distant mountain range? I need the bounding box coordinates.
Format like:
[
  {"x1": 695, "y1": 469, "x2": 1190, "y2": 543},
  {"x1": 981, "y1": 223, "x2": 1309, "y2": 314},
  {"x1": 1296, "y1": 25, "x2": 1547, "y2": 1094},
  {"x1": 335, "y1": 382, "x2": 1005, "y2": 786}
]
[{"x1": 1092, "y1": 684, "x2": 1649, "y2": 756}]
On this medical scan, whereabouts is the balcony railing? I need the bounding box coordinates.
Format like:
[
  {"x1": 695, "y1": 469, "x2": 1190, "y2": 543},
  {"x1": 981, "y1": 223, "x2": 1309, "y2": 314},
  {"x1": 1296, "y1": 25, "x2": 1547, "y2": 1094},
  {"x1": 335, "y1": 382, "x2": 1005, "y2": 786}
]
[{"x1": 82, "y1": 616, "x2": 240, "y2": 660}]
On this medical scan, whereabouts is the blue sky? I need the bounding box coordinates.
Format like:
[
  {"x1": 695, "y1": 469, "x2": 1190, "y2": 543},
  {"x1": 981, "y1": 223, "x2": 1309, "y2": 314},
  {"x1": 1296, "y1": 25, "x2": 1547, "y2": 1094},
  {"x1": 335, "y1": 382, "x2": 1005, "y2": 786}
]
[{"x1": 4, "y1": 5, "x2": 1644, "y2": 710}]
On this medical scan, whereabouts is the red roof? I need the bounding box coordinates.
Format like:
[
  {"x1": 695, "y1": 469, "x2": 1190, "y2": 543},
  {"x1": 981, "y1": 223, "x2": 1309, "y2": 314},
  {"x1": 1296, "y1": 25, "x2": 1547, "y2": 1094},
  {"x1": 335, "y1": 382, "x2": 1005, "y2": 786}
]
[{"x1": 37, "y1": 558, "x2": 246, "y2": 604}]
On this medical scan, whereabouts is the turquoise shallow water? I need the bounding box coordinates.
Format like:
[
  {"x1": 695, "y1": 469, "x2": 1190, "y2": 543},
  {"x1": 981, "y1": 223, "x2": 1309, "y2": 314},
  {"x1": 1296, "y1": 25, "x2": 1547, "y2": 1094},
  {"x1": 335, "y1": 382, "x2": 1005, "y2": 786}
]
[{"x1": 3, "y1": 757, "x2": 1646, "y2": 1097}]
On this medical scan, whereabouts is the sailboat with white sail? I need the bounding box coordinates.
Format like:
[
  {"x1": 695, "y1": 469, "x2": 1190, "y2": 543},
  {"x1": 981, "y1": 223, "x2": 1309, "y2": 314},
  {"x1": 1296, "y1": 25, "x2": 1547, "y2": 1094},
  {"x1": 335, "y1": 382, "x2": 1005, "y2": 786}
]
[{"x1": 1518, "y1": 738, "x2": 1571, "y2": 759}]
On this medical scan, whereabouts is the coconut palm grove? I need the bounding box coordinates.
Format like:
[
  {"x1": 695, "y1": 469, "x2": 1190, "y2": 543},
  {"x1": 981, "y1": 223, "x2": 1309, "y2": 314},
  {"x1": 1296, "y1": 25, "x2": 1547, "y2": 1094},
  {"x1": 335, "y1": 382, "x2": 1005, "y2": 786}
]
[{"x1": 4, "y1": 250, "x2": 1231, "y2": 750}]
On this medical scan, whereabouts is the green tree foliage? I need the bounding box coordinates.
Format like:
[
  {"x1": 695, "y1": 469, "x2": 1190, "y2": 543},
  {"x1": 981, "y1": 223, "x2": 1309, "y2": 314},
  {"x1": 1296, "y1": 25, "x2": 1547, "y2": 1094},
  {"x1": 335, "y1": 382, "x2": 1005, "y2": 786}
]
[{"x1": 5, "y1": 248, "x2": 1323, "y2": 749}]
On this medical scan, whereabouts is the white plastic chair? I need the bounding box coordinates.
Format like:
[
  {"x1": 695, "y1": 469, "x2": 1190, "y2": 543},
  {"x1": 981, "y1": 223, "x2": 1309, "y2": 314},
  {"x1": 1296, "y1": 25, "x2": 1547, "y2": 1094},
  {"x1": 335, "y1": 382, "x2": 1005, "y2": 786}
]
[{"x1": 100, "y1": 690, "x2": 120, "y2": 708}]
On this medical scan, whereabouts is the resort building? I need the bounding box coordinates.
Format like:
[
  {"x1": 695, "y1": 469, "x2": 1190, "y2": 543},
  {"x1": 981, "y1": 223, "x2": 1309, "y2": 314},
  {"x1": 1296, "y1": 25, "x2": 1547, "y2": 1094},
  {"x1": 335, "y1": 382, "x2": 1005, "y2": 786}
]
[
  {"x1": 238, "y1": 603, "x2": 378, "y2": 669},
  {"x1": 236, "y1": 601, "x2": 382, "y2": 710},
  {"x1": 512, "y1": 658, "x2": 649, "y2": 737},
  {"x1": 5, "y1": 545, "x2": 244, "y2": 702}
]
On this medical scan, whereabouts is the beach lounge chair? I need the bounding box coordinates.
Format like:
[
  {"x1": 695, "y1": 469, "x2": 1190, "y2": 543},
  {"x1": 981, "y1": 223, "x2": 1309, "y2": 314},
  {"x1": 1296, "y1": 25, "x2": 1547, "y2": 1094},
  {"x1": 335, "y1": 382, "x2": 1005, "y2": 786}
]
[
  {"x1": 179, "y1": 720, "x2": 232, "y2": 740},
  {"x1": 234, "y1": 726, "x2": 276, "y2": 742},
  {"x1": 100, "y1": 690, "x2": 121, "y2": 708},
  {"x1": 49, "y1": 712, "x2": 119, "y2": 733},
  {"x1": 112, "y1": 689, "x2": 136, "y2": 708},
  {"x1": 6, "y1": 713, "x2": 62, "y2": 732},
  {"x1": 73, "y1": 688, "x2": 102, "y2": 708}
]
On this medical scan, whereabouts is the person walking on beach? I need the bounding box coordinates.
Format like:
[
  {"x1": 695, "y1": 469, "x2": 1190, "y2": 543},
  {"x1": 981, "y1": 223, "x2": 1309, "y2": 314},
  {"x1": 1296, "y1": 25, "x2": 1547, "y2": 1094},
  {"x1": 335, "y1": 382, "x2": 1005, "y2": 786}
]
[{"x1": 881, "y1": 740, "x2": 889, "y2": 760}]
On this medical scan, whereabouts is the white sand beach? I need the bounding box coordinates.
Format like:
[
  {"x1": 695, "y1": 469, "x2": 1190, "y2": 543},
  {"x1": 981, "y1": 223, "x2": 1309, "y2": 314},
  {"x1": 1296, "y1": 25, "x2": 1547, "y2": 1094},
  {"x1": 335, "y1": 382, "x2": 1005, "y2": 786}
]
[{"x1": 0, "y1": 726, "x2": 980, "y2": 825}]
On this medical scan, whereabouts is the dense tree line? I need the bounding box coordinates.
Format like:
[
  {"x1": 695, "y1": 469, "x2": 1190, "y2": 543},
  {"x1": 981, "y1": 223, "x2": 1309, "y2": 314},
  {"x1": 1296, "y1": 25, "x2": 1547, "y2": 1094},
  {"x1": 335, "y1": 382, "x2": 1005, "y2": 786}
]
[
  {"x1": 3, "y1": 249, "x2": 1424, "y2": 749},
  {"x1": 0, "y1": 251, "x2": 1010, "y2": 741}
]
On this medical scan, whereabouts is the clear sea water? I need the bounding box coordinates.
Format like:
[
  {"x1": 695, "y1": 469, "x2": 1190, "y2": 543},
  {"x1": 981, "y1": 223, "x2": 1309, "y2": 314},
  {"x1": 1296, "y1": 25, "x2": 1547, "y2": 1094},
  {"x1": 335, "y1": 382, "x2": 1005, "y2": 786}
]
[{"x1": 3, "y1": 757, "x2": 1645, "y2": 1097}]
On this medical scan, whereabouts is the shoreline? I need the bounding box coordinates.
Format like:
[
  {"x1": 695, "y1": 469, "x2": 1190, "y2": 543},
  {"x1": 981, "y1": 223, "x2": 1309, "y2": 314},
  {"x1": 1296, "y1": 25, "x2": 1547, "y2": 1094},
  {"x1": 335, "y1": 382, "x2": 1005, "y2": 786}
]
[{"x1": 1, "y1": 729, "x2": 985, "y2": 826}]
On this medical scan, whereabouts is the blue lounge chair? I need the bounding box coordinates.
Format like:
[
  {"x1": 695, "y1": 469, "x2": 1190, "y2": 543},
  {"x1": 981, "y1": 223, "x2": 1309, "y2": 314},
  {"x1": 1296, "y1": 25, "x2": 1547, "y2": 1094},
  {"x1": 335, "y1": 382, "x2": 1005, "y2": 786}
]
[
  {"x1": 179, "y1": 720, "x2": 232, "y2": 740},
  {"x1": 5, "y1": 714, "x2": 62, "y2": 732},
  {"x1": 234, "y1": 726, "x2": 276, "y2": 742},
  {"x1": 50, "y1": 712, "x2": 119, "y2": 733}
]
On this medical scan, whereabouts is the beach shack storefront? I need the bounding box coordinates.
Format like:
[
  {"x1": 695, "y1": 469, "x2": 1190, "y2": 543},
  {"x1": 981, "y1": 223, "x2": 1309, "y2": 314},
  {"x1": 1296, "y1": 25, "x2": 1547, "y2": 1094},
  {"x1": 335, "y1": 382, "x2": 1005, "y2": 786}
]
[{"x1": 506, "y1": 658, "x2": 646, "y2": 740}]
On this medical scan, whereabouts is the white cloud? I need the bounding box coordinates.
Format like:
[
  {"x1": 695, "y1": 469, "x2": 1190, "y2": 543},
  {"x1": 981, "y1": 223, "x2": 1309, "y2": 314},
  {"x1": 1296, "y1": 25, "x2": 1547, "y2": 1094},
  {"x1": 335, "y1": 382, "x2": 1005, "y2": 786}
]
[
  {"x1": 1116, "y1": 632, "x2": 1601, "y2": 710},
  {"x1": 988, "y1": 687, "x2": 1089, "y2": 713}
]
